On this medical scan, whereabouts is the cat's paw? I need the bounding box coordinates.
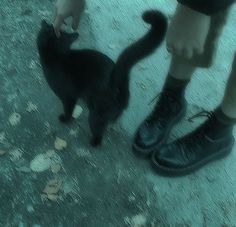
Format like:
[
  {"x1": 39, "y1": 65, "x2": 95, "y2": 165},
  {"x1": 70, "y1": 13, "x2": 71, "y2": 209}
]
[
  {"x1": 59, "y1": 114, "x2": 71, "y2": 123},
  {"x1": 90, "y1": 137, "x2": 102, "y2": 147}
]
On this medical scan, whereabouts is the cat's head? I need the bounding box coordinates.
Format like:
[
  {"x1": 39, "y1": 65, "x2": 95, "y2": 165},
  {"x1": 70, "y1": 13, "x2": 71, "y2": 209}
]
[{"x1": 37, "y1": 20, "x2": 79, "y2": 51}]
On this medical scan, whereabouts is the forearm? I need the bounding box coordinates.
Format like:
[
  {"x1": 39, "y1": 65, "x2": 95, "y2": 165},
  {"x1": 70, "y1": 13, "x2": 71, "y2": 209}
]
[
  {"x1": 177, "y1": 0, "x2": 235, "y2": 15},
  {"x1": 54, "y1": 0, "x2": 86, "y2": 36}
]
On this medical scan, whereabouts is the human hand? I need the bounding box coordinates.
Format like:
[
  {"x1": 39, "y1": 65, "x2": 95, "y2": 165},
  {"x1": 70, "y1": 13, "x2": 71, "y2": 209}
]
[
  {"x1": 166, "y1": 4, "x2": 211, "y2": 59},
  {"x1": 54, "y1": 0, "x2": 85, "y2": 37}
]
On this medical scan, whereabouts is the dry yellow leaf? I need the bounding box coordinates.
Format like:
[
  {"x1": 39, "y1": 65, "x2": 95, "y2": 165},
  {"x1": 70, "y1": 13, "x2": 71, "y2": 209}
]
[
  {"x1": 72, "y1": 105, "x2": 83, "y2": 119},
  {"x1": 51, "y1": 164, "x2": 61, "y2": 173},
  {"x1": 0, "y1": 150, "x2": 7, "y2": 156},
  {"x1": 40, "y1": 194, "x2": 48, "y2": 201},
  {"x1": 54, "y1": 137, "x2": 67, "y2": 151},
  {"x1": 43, "y1": 179, "x2": 63, "y2": 195},
  {"x1": 46, "y1": 149, "x2": 56, "y2": 158},
  {"x1": 9, "y1": 112, "x2": 21, "y2": 126},
  {"x1": 26, "y1": 102, "x2": 38, "y2": 113},
  {"x1": 41, "y1": 193, "x2": 59, "y2": 202},
  {"x1": 46, "y1": 193, "x2": 59, "y2": 201}
]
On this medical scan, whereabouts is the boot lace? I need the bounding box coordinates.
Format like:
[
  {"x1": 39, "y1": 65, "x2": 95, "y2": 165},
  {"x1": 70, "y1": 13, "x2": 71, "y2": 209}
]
[
  {"x1": 148, "y1": 89, "x2": 182, "y2": 126},
  {"x1": 178, "y1": 110, "x2": 216, "y2": 159}
]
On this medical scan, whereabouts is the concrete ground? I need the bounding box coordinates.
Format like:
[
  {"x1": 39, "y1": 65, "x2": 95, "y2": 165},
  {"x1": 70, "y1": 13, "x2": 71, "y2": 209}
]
[{"x1": 0, "y1": 0, "x2": 236, "y2": 226}]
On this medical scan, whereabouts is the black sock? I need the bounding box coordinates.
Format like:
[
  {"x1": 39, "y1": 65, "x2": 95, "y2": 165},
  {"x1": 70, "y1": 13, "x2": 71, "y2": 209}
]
[
  {"x1": 164, "y1": 74, "x2": 190, "y2": 95},
  {"x1": 215, "y1": 107, "x2": 236, "y2": 125},
  {"x1": 208, "y1": 107, "x2": 235, "y2": 139}
]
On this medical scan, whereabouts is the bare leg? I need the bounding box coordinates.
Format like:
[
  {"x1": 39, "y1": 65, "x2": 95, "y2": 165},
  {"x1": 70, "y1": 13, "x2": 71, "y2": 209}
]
[
  {"x1": 133, "y1": 56, "x2": 195, "y2": 155},
  {"x1": 169, "y1": 56, "x2": 196, "y2": 80}
]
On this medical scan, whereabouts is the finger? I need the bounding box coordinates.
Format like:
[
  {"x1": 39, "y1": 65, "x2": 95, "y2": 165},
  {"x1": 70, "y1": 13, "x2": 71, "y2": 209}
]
[
  {"x1": 54, "y1": 14, "x2": 65, "y2": 37},
  {"x1": 195, "y1": 45, "x2": 204, "y2": 55},
  {"x1": 72, "y1": 16, "x2": 80, "y2": 30},
  {"x1": 182, "y1": 47, "x2": 193, "y2": 59},
  {"x1": 53, "y1": 7, "x2": 57, "y2": 22},
  {"x1": 54, "y1": 25, "x2": 61, "y2": 38},
  {"x1": 172, "y1": 42, "x2": 182, "y2": 56},
  {"x1": 166, "y1": 43, "x2": 174, "y2": 53}
]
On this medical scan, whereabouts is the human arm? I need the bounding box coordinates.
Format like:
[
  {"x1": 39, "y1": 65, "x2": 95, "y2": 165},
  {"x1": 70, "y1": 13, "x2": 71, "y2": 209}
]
[{"x1": 53, "y1": 0, "x2": 86, "y2": 37}]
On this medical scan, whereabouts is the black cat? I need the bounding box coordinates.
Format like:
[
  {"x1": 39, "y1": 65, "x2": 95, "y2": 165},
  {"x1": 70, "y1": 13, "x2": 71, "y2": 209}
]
[{"x1": 37, "y1": 10, "x2": 167, "y2": 146}]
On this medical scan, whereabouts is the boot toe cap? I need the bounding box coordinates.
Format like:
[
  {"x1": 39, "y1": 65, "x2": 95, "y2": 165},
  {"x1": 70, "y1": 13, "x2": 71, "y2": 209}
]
[
  {"x1": 134, "y1": 122, "x2": 165, "y2": 151},
  {"x1": 152, "y1": 143, "x2": 186, "y2": 169}
]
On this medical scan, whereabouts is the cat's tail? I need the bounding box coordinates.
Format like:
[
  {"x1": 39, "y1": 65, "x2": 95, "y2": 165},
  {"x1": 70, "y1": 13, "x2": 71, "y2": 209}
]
[{"x1": 111, "y1": 10, "x2": 167, "y2": 88}]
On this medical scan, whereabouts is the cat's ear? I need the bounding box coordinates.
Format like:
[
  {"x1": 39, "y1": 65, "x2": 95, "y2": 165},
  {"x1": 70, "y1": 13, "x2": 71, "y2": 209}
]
[
  {"x1": 41, "y1": 20, "x2": 50, "y2": 28},
  {"x1": 70, "y1": 33, "x2": 79, "y2": 42}
]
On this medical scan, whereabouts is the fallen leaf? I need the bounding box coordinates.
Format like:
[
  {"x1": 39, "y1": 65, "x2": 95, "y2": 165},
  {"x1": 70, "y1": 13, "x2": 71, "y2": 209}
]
[
  {"x1": 47, "y1": 193, "x2": 59, "y2": 201},
  {"x1": 41, "y1": 192, "x2": 59, "y2": 202},
  {"x1": 30, "y1": 151, "x2": 62, "y2": 172},
  {"x1": 0, "y1": 132, "x2": 5, "y2": 143},
  {"x1": 72, "y1": 105, "x2": 83, "y2": 119},
  {"x1": 69, "y1": 129, "x2": 78, "y2": 137},
  {"x1": 54, "y1": 137, "x2": 67, "y2": 151},
  {"x1": 26, "y1": 102, "x2": 38, "y2": 113},
  {"x1": 40, "y1": 194, "x2": 48, "y2": 201},
  {"x1": 9, "y1": 112, "x2": 21, "y2": 126},
  {"x1": 43, "y1": 179, "x2": 63, "y2": 195},
  {"x1": 125, "y1": 214, "x2": 147, "y2": 227},
  {"x1": 9, "y1": 148, "x2": 23, "y2": 161},
  {"x1": 30, "y1": 154, "x2": 51, "y2": 172},
  {"x1": 0, "y1": 150, "x2": 7, "y2": 156},
  {"x1": 46, "y1": 149, "x2": 56, "y2": 158},
  {"x1": 51, "y1": 164, "x2": 61, "y2": 173}
]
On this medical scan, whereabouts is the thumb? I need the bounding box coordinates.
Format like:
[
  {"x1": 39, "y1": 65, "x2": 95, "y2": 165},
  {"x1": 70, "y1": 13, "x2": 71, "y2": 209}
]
[{"x1": 54, "y1": 14, "x2": 65, "y2": 37}]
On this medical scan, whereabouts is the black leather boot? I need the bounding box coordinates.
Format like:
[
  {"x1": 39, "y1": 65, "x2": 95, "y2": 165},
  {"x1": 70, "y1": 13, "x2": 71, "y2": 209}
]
[
  {"x1": 133, "y1": 87, "x2": 187, "y2": 156},
  {"x1": 152, "y1": 110, "x2": 235, "y2": 176}
]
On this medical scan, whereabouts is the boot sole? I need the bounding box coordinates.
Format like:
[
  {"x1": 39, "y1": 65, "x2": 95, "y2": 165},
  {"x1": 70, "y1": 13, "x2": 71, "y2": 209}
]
[
  {"x1": 151, "y1": 137, "x2": 235, "y2": 177},
  {"x1": 132, "y1": 132, "x2": 167, "y2": 158},
  {"x1": 132, "y1": 105, "x2": 187, "y2": 158}
]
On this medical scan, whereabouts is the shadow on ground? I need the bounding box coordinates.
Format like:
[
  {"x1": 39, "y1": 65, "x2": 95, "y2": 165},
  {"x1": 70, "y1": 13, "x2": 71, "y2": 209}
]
[{"x1": 1, "y1": 1, "x2": 236, "y2": 227}]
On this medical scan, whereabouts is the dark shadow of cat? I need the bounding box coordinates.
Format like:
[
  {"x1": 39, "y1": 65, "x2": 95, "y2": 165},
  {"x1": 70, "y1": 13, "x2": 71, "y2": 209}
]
[{"x1": 37, "y1": 10, "x2": 167, "y2": 146}]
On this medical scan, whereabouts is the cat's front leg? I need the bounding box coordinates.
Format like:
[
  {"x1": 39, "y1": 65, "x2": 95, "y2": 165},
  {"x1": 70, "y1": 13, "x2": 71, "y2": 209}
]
[
  {"x1": 88, "y1": 112, "x2": 108, "y2": 147},
  {"x1": 59, "y1": 97, "x2": 76, "y2": 123},
  {"x1": 90, "y1": 136, "x2": 102, "y2": 147},
  {"x1": 59, "y1": 114, "x2": 71, "y2": 123}
]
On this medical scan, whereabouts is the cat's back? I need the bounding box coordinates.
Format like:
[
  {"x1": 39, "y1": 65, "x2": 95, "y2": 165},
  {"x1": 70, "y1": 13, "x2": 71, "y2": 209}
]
[
  {"x1": 61, "y1": 49, "x2": 114, "y2": 92},
  {"x1": 66, "y1": 49, "x2": 114, "y2": 72}
]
